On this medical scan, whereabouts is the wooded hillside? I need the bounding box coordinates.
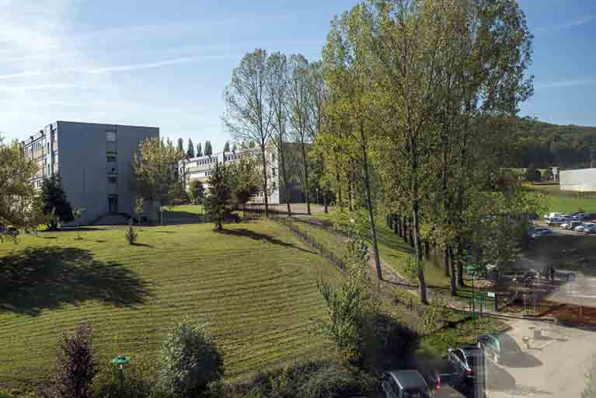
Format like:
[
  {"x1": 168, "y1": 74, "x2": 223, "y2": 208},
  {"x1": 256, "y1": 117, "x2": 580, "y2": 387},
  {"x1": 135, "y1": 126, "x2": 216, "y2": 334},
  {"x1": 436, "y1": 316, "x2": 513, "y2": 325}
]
[{"x1": 513, "y1": 118, "x2": 596, "y2": 169}]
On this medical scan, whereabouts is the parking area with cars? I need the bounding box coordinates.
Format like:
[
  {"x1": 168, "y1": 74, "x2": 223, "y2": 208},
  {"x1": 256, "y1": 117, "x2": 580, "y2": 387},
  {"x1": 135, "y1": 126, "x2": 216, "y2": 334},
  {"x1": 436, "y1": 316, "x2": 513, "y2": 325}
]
[{"x1": 535, "y1": 211, "x2": 596, "y2": 237}]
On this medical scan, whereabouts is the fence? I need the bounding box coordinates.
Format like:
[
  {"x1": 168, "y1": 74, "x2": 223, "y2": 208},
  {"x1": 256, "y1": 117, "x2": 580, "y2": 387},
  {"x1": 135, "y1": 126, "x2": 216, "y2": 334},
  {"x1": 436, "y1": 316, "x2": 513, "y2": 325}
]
[{"x1": 273, "y1": 216, "x2": 347, "y2": 271}]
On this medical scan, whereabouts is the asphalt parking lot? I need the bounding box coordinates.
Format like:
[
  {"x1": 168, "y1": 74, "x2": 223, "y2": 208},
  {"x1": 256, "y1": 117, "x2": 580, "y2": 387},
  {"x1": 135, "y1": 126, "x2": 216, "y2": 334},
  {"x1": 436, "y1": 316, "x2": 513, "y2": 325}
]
[
  {"x1": 534, "y1": 220, "x2": 596, "y2": 237},
  {"x1": 485, "y1": 319, "x2": 596, "y2": 397}
]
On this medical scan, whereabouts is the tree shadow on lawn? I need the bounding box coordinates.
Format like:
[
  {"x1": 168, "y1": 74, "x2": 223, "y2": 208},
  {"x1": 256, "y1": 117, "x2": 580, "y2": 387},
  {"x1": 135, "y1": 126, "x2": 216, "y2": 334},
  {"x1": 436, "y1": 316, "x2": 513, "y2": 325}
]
[
  {"x1": 0, "y1": 247, "x2": 152, "y2": 316},
  {"x1": 217, "y1": 228, "x2": 317, "y2": 255}
]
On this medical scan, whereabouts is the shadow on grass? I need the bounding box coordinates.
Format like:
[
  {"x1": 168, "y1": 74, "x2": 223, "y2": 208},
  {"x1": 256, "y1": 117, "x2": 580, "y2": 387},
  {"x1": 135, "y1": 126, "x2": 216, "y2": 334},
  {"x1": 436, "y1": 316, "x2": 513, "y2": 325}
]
[
  {"x1": 0, "y1": 247, "x2": 152, "y2": 316},
  {"x1": 216, "y1": 228, "x2": 316, "y2": 255},
  {"x1": 132, "y1": 243, "x2": 154, "y2": 248}
]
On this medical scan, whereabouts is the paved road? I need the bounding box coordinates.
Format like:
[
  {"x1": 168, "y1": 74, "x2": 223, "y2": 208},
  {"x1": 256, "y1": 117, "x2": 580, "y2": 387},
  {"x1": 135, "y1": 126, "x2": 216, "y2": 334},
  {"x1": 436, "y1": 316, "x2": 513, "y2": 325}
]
[{"x1": 485, "y1": 319, "x2": 596, "y2": 397}]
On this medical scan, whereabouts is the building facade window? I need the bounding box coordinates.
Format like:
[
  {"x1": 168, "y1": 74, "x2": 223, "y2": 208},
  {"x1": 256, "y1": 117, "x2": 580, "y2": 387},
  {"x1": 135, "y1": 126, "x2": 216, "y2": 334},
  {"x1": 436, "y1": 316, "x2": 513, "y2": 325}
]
[{"x1": 106, "y1": 131, "x2": 117, "y2": 142}]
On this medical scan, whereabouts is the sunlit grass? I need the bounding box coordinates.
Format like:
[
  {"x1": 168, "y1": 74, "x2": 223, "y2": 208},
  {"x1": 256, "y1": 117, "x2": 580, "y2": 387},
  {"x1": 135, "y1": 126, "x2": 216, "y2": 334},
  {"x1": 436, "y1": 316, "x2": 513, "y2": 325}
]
[{"x1": 0, "y1": 220, "x2": 342, "y2": 388}]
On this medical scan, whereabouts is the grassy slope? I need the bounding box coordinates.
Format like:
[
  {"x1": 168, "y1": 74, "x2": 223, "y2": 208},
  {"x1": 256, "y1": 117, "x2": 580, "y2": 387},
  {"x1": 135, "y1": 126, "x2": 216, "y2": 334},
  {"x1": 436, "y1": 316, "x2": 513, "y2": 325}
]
[
  {"x1": 310, "y1": 212, "x2": 450, "y2": 288},
  {"x1": 0, "y1": 220, "x2": 342, "y2": 387},
  {"x1": 528, "y1": 184, "x2": 596, "y2": 213}
]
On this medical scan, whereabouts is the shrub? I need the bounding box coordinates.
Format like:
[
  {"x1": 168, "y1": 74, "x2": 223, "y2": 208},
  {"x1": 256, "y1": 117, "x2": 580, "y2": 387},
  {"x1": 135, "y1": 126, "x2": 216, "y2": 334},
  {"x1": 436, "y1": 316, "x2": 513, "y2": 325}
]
[
  {"x1": 317, "y1": 238, "x2": 377, "y2": 364},
  {"x1": 159, "y1": 317, "x2": 224, "y2": 397},
  {"x1": 402, "y1": 255, "x2": 425, "y2": 284},
  {"x1": 40, "y1": 321, "x2": 97, "y2": 398},
  {"x1": 296, "y1": 362, "x2": 376, "y2": 398},
  {"x1": 94, "y1": 361, "x2": 164, "y2": 398},
  {"x1": 420, "y1": 296, "x2": 452, "y2": 334},
  {"x1": 207, "y1": 361, "x2": 376, "y2": 398},
  {"x1": 125, "y1": 219, "x2": 138, "y2": 245}
]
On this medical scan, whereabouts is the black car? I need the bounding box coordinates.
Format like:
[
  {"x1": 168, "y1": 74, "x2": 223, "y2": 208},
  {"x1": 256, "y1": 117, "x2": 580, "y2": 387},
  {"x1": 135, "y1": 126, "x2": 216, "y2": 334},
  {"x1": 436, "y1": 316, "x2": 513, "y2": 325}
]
[
  {"x1": 477, "y1": 333, "x2": 522, "y2": 364},
  {"x1": 425, "y1": 360, "x2": 465, "y2": 391},
  {"x1": 447, "y1": 346, "x2": 484, "y2": 380},
  {"x1": 382, "y1": 370, "x2": 431, "y2": 398}
]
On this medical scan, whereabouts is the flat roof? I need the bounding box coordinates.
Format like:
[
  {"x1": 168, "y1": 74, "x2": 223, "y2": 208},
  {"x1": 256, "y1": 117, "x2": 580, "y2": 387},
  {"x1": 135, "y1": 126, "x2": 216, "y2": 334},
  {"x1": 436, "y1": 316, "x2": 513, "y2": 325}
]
[{"x1": 56, "y1": 120, "x2": 159, "y2": 129}]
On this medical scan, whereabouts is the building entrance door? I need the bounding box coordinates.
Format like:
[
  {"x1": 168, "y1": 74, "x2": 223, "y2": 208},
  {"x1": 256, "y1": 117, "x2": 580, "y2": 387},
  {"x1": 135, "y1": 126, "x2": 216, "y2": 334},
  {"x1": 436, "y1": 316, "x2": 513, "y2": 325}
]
[{"x1": 108, "y1": 195, "x2": 118, "y2": 213}]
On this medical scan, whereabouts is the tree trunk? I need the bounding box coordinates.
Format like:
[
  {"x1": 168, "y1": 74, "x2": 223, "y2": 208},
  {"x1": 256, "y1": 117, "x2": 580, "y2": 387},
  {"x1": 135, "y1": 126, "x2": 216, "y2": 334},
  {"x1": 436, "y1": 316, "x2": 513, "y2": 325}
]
[
  {"x1": 279, "y1": 142, "x2": 292, "y2": 217},
  {"x1": 410, "y1": 136, "x2": 428, "y2": 305},
  {"x1": 323, "y1": 187, "x2": 328, "y2": 214},
  {"x1": 393, "y1": 215, "x2": 398, "y2": 235},
  {"x1": 448, "y1": 246, "x2": 457, "y2": 296},
  {"x1": 347, "y1": 173, "x2": 354, "y2": 211},
  {"x1": 260, "y1": 146, "x2": 269, "y2": 218},
  {"x1": 457, "y1": 240, "x2": 465, "y2": 287},
  {"x1": 403, "y1": 217, "x2": 408, "y2": 243},
  {"x1": 301, "y1": 144, "x2": 311, "y2": 216},
  {"x1": 360, "y1": 128, "x2": 382, "y2": 283},
  {"x1": 443, "y1": 248, "x2": 450, "y2": 277},
  {"x1": 424, "y1": 240, "x2": 430, "y2": 260}
]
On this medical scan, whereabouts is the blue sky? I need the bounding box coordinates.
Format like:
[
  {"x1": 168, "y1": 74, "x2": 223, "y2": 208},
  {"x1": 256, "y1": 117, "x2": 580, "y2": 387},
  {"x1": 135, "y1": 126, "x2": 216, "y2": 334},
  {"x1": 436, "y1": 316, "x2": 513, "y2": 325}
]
[{"x1": 1, "y1": 0, "x2": 595, "y2": 151}]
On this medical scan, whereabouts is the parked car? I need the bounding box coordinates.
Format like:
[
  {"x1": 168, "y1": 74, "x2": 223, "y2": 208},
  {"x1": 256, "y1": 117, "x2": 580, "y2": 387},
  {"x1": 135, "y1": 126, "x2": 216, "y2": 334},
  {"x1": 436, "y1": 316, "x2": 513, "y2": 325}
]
[
  {"x1": 547, "y1": 217, "x2": 565, "y2": 227},
  {"x1": 574, "y1": 224, "x2": 587, "y2": 232},
  {"x1": 476, "y1": 333, "x2": 522, "y2": 364},
  {"x1": 563, "y1": 221, "x2": 582, "y2": 230},
  {"x1": 544, "y1": 212, "x2": 563, "y2": 220},
  {"x1": 424, "y1": 360, "x2": 465, "y2": 392},
  {"x1": 382, "y1": 370, "x2": 431, "y2": 398},
  {"x1": 582, "y1": 223, "x2": 596, "y2": 234},
  {"x1": 447, "y1": 346, "x2": 484, "y2": 381},
  {"x1": 531, "y1": 229, "x2": 553, "y2": 238},
  {"x1": 571, "y1": 212, "x2": 585, "y2": 220},
  {"x1": 581, "y1": 213, "x2": 596, "y2": 221}
]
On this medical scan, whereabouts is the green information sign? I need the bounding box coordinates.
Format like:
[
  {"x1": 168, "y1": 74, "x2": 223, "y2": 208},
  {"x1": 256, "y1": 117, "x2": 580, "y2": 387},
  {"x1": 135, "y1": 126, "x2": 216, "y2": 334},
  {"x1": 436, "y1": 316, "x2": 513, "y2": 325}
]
[{"x1": 111, "y1": 355, "x2": 131, "y2": 365}]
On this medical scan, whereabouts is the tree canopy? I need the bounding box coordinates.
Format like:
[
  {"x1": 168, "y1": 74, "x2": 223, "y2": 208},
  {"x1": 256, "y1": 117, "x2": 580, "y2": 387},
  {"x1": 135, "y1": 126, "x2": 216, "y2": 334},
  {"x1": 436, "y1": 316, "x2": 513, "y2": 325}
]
[{"x1": 0, "y1": 135, "x2": 39, "y2": 239}]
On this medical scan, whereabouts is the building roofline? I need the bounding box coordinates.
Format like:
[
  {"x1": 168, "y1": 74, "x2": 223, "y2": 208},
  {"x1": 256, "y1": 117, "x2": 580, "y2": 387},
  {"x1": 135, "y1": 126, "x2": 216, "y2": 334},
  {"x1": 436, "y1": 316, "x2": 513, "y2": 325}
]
[{"x1": 56, "y1": 120, "x2": 160, "y2": 130}]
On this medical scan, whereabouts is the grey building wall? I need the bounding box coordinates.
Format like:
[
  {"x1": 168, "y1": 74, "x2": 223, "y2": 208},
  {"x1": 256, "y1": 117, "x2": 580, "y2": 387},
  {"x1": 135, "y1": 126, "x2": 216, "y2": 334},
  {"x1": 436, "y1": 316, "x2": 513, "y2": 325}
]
[
  {"x1": 560, "y1": 168, "x2": 596, "y2": 192},
  {"x1": 55, "y1": 121, "x2": 159, "y2": 224}
]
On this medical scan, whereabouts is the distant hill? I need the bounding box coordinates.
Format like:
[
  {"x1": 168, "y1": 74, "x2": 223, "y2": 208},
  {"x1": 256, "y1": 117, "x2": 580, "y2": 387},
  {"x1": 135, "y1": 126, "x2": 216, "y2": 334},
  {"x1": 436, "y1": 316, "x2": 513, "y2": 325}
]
[{"x1": 511, "y1": 119, "x2": 596, "y2": 170}]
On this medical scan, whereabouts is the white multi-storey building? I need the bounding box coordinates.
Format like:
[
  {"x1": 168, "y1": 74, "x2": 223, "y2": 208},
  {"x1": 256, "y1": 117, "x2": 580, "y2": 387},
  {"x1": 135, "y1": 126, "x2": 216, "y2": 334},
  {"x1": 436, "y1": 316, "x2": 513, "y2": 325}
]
[{"x1": 180, "y1": 144, "x2": 306, "y2": 205}]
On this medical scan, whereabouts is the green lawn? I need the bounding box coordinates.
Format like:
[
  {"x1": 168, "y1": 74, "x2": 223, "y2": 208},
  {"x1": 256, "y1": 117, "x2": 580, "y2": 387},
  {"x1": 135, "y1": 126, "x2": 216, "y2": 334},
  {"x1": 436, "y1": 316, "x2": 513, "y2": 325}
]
[
  {"x1": 0, "y1": 219, "x2": 343, "y2": 388},
  {"x1": 528, "y1": 184, "x2": 596, "y2": 213}
]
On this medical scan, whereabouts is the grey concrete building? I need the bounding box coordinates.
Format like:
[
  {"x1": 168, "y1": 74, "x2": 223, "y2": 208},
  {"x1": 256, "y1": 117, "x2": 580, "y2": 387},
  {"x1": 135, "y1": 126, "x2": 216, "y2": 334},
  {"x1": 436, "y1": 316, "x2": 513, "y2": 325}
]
[
  {"x1": 22, "y1": 121, "x2": 159, "y2": 224},
  {"x1": 560, "y1": 168, "x2": 596, "y2": 192}
]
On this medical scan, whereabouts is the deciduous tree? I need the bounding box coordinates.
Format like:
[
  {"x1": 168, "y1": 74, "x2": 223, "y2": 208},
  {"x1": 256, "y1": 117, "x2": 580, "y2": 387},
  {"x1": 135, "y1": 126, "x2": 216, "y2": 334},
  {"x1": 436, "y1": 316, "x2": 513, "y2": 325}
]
[
  {"x1": 133, "y1": 137, "x2": 185, "y2": 207},
  {"x1": 224, "y1": 49, "x2": 274, "y2": 217},
  {"x1": 0, "y1": 135, "x2": 38, "y2": 240}
]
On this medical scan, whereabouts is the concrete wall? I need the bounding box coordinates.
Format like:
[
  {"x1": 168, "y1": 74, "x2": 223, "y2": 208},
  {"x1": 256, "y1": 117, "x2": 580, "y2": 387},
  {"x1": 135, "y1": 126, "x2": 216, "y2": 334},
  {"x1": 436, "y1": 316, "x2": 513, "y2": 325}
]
[
  {"x1": 560, "y1": 168, "x2": 596, "y2": 192},
  {"x1": 56, "y1": 121, "x2": 159, "y2": 224}
]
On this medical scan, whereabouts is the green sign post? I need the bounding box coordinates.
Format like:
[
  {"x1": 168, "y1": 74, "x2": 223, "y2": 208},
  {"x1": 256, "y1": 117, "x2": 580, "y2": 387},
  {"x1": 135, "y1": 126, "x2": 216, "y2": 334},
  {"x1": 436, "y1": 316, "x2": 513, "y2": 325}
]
[
  {"x1": 111, "y1": 355, "x2": 132, "y2": 391},
  {"x1": 465, "y1": 264, "x2": 481, "y2": 326}
]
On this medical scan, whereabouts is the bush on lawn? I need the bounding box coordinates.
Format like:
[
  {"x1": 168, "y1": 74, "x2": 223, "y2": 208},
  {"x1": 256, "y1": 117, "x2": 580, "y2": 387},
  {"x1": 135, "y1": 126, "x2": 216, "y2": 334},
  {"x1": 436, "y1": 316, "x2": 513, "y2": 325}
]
[
  {"x1": 125, "y1": 219, "x2": 138, "y2": 245},
  {"x1": 159, "y1": 317, "x2": 224, "y2": 398},
  {"x1": 207, "y1": 360, "x2": 376, "y2": 398},
  {"x1": 40, "y1": 321, "x2": 97, "y2": 398},
  {"x1": 94, "y1": 361, "x2": 164, "y2": 398}
]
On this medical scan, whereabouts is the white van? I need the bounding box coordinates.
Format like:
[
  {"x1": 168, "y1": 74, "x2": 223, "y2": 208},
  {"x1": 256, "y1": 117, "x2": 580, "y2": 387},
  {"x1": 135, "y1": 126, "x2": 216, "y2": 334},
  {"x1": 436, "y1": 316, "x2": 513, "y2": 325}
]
[{"x1": 545, "y1": 212, "x2": 563, "y2": 221}]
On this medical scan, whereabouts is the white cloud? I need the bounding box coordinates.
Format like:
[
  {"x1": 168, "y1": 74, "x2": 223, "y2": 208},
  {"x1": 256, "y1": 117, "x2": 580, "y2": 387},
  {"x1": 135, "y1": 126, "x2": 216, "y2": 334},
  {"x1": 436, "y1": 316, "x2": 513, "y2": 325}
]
[
  {"x1": 535, "y1": 14, "x2": 596, "y2": 33},
  {"x1": 536, "y1": 79, "x2": 596, "y2": 89}
]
